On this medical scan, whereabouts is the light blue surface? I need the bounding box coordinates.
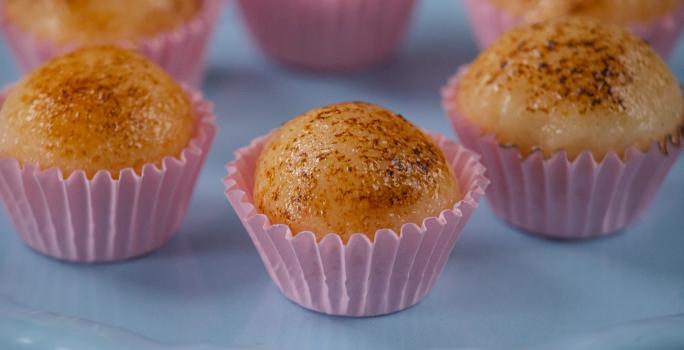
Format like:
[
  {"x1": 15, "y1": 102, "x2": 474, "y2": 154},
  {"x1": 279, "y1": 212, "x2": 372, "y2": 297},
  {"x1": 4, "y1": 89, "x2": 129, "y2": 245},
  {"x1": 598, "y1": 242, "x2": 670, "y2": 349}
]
[{"x1": 0, "y1": 1, "x2": 683, "y2": 349}]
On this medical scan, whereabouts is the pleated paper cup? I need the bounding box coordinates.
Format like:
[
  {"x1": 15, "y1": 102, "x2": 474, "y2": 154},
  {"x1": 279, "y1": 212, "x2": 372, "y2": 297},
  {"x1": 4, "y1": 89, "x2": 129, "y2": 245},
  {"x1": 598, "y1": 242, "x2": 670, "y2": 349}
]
[
  {"x1": 0, "y1": 0, "x2": 222, "y2": 87},
  {"x1": 443, "y1": 68, "x2": 683, "y2": 239},
  {"x1": 223, "y1": 132, "x2": 488, "y2": 317},
  {"x1": 237, "y1": 0, "x2": 417, "y2": 71},
  {"x1": 463, "y1": 0, "x2": 684, "y2": 58},
  {"x1": 463, "y1": 0, "x2": 521, "y2": 51},
  {"x1": 0, "y1": 87, "x2": 217, "y2": 263}
]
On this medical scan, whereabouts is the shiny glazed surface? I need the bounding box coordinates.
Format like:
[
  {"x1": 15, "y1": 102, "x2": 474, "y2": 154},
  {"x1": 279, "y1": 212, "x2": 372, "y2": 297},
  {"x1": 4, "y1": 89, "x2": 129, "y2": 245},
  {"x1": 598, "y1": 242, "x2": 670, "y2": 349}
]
[
  {"x1": 3, "y1": 0, "x2": 200, "y2": 45},
  {"x1": 254, "y1": 102, "x2": 460, "y2": 242},
  {"x1": 457, "y1": 18, "x2": 683, "y2": 159},
  {"x1": 0, "y1": 46, "x2": 193, "y2": 178},
  {"x1": 486, "y1": 0, "x2": 682, "y2": 24}
]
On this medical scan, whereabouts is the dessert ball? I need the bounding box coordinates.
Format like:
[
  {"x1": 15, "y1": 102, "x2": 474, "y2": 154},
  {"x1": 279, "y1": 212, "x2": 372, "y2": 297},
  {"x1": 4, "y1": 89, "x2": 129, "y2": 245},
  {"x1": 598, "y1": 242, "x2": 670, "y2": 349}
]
[
  {"x1": 0, "y1": 45, "x2": 193, "y2": 177},
  {"x1": 253, "y1": 102, "x2": 461, "y2": 242},
  {"x1": 457, "y1": 17, "x2": 683, "y2": 159},
  {"x1": 3, "y1": 0, "x2": 200, "y2": 45},
  {"x1": 487, "y1": 0, "x2": 682, "y2": 25}
]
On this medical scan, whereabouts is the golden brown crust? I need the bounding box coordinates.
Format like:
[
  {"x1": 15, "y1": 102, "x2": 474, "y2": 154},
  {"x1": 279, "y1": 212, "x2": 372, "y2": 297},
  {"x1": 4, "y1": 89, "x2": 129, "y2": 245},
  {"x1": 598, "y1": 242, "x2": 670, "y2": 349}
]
[
  {"x1": 457, "y1": 18, "x2": 684, "y2": 159},
  {"x1": 253, "y1": 102, "x2": 461, "y2": 242},
  {"x1": 487, "y1": 0, "x2": 682, "y2": 24},
  {"x1": 0, "y1": 46, "x2": 193, "y2": 178},
  {"x1": 471, "y1": 21, "x2": 636, "y2": 114},
  {"x1": 3, "y1": 0, "x2": 200, "y2": 45}
]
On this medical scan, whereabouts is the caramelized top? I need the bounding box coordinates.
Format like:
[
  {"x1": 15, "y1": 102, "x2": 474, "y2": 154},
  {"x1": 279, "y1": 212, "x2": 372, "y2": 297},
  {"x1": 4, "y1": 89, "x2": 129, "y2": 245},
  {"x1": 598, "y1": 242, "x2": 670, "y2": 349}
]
[
  {"x1": 487, "y1": 0, "x2": 682, "y2": 24},
  {"x1": 0, "y1": 46, "x2": 193, "y2": 178},
  {"x1": 253, "y1": 102, "x2": 461, "y2": 242},
  {"x1": 3, "y1": 0, "x2": 200, "y2": 45},
  {"x1": 457, "y1": 18, "x2": 683, "y2": 159}
]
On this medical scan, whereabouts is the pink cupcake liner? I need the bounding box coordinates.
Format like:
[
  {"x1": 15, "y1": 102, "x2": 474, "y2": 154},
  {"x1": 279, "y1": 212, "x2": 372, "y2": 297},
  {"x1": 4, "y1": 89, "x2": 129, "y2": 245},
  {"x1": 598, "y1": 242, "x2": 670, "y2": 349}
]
[
  {"x1": 0, "y1": 0, "x2": 223, "y2": 87},
  {"x1": 0, "y1": 86, "x2": 217, "y2": 263},
  {"x1": 463, "y1": 0, "x2": 521, "y2": 50},
  {"x1": 237, "y1": 0, "x2": 417, "y2": 71},
  {"x1": 463, "y1": 0, "x2": 684, "y2": 58},
  {"x1": 223, "y1": 132, "x2": 488, "y2": 317},
  {"x1": 442, "y1": 68, "x2": 683, "y2": 239}
]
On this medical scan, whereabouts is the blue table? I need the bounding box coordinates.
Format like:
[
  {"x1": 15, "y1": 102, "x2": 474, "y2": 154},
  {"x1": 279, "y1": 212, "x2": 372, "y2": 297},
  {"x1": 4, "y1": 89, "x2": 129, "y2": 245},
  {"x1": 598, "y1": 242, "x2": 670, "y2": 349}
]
[{"x1": 1, "y1": 2, "x2": 683, "y2": 349}]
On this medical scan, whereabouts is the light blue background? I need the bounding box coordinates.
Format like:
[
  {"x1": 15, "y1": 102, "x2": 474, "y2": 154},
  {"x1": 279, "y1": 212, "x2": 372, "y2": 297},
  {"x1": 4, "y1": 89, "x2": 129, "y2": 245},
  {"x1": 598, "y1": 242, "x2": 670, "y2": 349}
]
[{"x1": 0, "y1": 1, "x2": 683, "y2": 349}]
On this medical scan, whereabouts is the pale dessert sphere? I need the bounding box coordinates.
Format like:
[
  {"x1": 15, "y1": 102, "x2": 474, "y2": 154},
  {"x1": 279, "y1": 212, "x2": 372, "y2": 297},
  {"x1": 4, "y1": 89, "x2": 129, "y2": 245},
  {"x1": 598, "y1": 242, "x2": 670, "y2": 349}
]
[
  {"x1": 253, "y1": 102, "x2": 461, "y2": 242},
  {"x1": 457, "y1": 17, "x2": 683, "y2": 159},
  {"x1": 0, "y1": 45, "x2": 193, "y2": 178},
  {"x1": 3, "y1": 0, "x2": 200, "y2": 46},
  {"x1": 487, "y1": 0, "x2": 682, "y2": 25}
]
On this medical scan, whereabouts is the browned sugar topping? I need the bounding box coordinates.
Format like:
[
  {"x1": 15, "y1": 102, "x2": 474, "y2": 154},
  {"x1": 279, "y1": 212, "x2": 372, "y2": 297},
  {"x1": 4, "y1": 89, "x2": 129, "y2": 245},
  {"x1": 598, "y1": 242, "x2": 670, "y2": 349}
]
[
  {"x1": 4, "y1": 0, "x2": 201, "y2": 45},
  {"x1": 262, "y1": 103, "x2": 448, "y2": 215},
  {"x1": 20, "y1": 47, "x2": 184, "y2": 159},
  {"x1": 487, "y1": 0, "x2": 682, "y2": 24},
  {"x1": 0, "y1": 45, "x2": 192, "y2": 177},
  {"x1": 464, "y1": 18, "x2": 654, "y2": 114},
  {"x1": 254, "y1": 102, "x2": 457, "y2": 239}
]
